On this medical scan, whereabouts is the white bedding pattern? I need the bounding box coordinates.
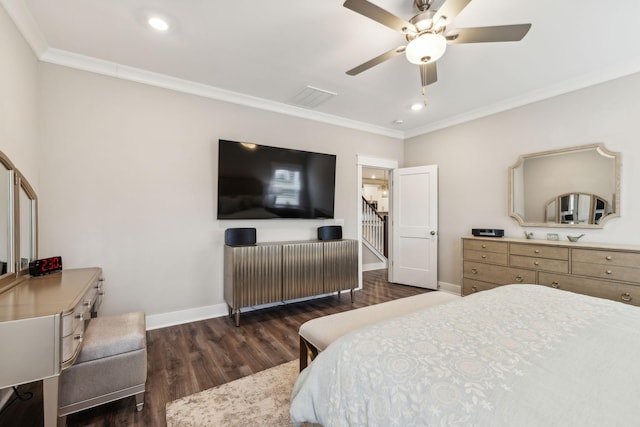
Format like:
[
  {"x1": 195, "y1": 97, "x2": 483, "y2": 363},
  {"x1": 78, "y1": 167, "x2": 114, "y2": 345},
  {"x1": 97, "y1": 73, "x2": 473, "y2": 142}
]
[{"x1": 290, "y1": 285, "x2": 640, "y2": 426}]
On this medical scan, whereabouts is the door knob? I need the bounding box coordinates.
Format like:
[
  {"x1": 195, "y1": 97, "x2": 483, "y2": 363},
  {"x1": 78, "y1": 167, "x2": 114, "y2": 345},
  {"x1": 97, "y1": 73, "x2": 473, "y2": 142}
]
[{"x1": 430, "y1": 231, "x2": 436, "y2": 235}]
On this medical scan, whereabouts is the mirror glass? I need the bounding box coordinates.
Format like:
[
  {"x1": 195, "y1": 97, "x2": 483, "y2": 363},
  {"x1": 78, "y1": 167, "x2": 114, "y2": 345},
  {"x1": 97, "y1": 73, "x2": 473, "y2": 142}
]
[
  {"x1": 19, "y1": 180, "x2": 36, "y2": 271},
  {"x1": 509, "y1": 144, "x2": 620, "y2": 228},
  {"x1": 0, "y1": 161, "x2": 14, "y2": 276}
]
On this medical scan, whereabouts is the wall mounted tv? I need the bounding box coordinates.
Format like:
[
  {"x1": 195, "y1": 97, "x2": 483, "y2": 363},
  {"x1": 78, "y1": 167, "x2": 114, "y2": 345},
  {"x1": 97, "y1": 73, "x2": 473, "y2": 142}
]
[{"x1": 217, "y1": 139, "x2": 336, "y2": 219}]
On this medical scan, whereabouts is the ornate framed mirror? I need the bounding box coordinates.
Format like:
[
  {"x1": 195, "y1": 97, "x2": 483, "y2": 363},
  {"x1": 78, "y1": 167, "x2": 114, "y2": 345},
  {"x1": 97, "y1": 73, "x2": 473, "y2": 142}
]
[{"x1": 509, "y1": 143, "x2": 620, "y2": 228}]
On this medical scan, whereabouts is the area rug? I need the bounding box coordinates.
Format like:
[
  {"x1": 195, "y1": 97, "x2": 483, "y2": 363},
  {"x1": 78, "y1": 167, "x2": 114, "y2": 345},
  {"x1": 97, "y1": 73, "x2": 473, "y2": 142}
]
[{"x1": 166, "y1": 360, "x2": 300, "y2": 427}]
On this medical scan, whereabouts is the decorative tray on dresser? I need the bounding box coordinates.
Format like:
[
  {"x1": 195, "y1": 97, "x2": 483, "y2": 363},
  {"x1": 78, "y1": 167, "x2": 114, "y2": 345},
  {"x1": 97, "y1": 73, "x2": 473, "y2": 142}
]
[{"x1": 462, "y1": 236, "x2": 640, "y2": 307}]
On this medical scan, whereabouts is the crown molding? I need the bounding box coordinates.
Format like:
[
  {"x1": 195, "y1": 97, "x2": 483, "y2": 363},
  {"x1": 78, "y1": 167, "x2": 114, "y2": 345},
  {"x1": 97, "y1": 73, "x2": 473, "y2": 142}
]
[
  {"x1": 39, "y1": 47, "x2": 404, "y2": 140},
  {"x1": 404, "y1": 56, "x2": 640, "y2": 138}
]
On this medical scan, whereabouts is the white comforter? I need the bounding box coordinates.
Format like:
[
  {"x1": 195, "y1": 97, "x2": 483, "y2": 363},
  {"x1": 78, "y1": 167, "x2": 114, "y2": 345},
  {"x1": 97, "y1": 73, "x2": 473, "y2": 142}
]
[{"x1": 290, "y1": 285, "x2": 640, "y2": 426}]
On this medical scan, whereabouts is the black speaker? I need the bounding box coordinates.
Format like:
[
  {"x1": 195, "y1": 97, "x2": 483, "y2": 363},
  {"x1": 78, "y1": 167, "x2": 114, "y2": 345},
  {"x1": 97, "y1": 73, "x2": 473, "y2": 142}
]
[
  {"x1": 317, "y1": 225, "x2": 342, "y2": 241},
  {"x1": 225, "y1": 228, "x2": 257, "y2": 246}
]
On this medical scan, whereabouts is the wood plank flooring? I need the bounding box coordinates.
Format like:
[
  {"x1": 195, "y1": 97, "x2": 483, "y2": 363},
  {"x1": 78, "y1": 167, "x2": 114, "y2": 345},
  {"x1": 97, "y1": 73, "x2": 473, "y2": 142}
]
[{"x1": 0, "y1": 269, "x2": 429, "y2": 427}]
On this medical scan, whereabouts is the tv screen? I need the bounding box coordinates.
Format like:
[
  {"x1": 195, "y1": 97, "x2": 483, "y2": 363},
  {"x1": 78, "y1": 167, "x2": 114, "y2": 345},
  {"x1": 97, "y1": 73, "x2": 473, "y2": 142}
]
[{"x1": 217, "y1": 140, "x2": 336, "y2": 219}]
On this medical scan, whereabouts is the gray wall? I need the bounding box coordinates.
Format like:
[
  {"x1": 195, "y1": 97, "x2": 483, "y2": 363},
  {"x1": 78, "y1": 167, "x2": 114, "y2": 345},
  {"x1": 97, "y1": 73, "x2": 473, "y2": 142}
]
[
  {"x1": 404, "y1": 72, "x2": 640, "y2": 287},
  {"x1": 37, "y1": 63, "x2": 403, "y2": 323},
  {"x1": 0, "y1": 5, "x2": 39, "y2": 186}
]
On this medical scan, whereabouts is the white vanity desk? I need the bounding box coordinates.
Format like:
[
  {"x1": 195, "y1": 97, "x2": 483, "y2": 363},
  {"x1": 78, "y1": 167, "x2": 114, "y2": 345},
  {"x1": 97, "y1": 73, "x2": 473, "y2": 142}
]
[{"x1": 0, "y1": 267, "x2": 103, "y2": 427}]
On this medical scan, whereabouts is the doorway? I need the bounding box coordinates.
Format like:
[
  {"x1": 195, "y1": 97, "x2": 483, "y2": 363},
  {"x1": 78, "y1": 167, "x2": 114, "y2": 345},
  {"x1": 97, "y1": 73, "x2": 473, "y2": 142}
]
[{"x1": 356, "y1": 156, "x2": 439, "y2": 290}]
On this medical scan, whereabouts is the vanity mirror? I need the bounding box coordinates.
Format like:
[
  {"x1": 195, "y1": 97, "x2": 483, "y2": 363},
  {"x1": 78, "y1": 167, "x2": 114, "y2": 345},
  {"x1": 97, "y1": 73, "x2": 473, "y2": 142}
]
[
  {"x1": 509, "y1": 144, "x2": 620, "y2": 228},
  {"x1": 0, "y1": 150, "x2": 37, "y2": 292},
  {"x1": 0, "y1": 153, "x2": 15, "y2": 281}
]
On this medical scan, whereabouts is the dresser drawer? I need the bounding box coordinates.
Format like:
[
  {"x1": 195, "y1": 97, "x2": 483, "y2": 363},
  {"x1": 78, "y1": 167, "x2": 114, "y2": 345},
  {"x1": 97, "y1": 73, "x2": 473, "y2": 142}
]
[
  {"x1": 463, "y1": 261, "x2": 535, "y2": 285},
  {"x1": 61, "y1": 320, "x2": 84, "y2": 367},
  {"x1": 510, "y1": 243, "x2": 569, "y2": 260},
  {"x1": 510, "y1": 255, "x2": 569, "y2": 273},
  {"x1": 572, "y1": 249, "x2": 640, "y2": 268},
  {"x1": 463, "y1": 249, "x2": 508, "y2": 265},
  {"x1": 462, "y1": 278, "x2": 500, "y2": 295},
  {"x1": 539, "y1": 272, "x2": 640, "y2": 306},
  {"x1": 463, "y1": 239, "x2": 508, "y2": 254},
  {"x1": 572, "y1": 261, "x2": 640, "y2": 284}
]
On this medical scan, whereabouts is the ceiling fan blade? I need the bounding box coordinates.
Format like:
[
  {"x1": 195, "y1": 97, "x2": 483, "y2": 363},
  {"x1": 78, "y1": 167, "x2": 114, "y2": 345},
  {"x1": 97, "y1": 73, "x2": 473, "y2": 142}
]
[
  {"x1": 343, "y1": 0, "x2": 416, "y2": 33},
  {"x1": 419, "y1": 63, "x2": 438, "y2": 86},
  {"x1": 346, "y1": 46, "x2": 406, "y2": 76},
  {"x1": 433, "y1": 0, "x2": 472, "y2": 24},
  {"x1": 446, "y1": 24, "x2": 532, "y2": 44}
]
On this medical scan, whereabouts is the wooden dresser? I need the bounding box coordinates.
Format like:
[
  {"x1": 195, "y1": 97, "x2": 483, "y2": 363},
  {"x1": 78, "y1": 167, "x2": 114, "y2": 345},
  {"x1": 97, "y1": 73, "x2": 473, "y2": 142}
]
[
  {"x1": 462, "y1": 236, "x2": 640, "y2": 306},
  {"x1": 0, "y1": 267, "x2": 104, "y2": 427}
]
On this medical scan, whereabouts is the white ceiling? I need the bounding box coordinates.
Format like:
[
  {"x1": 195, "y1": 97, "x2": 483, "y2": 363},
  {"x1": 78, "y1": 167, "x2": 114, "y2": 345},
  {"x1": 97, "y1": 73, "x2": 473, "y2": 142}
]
[{"x1": 5, "y1": 0, "x2": 640, "y2": 138}]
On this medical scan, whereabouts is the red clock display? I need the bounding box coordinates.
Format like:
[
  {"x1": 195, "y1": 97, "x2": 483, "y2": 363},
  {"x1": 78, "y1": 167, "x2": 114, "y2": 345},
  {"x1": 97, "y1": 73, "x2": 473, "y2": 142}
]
[{"x1": 29, "y1": 256, "x2": 63, "y2": 276}]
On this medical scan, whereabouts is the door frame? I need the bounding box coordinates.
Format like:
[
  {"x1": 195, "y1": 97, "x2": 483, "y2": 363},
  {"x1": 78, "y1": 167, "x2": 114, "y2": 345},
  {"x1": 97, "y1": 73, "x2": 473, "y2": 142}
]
[{"x1": 356, "y1": 155, "x2": 398, "y2": 289}]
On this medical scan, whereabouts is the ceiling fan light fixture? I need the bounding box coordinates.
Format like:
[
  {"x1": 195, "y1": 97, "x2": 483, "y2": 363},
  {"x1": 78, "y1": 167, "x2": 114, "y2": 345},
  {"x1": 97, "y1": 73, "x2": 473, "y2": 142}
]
[
  {"x1": 148, "y1": 16, "x2": 169, "y2": 31},
  {"x1": 405, "y1": 33, "x2": 447, "y2": 65}
]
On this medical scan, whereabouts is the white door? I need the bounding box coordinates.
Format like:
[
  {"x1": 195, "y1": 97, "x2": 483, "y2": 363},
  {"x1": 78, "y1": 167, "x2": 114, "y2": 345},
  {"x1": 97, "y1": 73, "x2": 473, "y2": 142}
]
[{"x1": 390, "y1": 165, "x2": 438, "y2": 289}]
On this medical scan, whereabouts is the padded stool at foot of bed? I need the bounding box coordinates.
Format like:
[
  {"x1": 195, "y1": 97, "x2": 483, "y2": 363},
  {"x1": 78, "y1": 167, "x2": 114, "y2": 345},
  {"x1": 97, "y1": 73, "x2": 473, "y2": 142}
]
[
  {"x1": 57, "y1": 312, "x2": 147, "y2": 427},
  {"x1": 299, "y1": 291, "x2": 460, "y2": 370}
]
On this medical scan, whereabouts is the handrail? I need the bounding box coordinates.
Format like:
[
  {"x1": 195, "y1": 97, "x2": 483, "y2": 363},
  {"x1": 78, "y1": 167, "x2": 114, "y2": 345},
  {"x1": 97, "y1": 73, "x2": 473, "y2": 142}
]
[{"x1": 361, "y1": 197, "x2": 388, "y2": 258}]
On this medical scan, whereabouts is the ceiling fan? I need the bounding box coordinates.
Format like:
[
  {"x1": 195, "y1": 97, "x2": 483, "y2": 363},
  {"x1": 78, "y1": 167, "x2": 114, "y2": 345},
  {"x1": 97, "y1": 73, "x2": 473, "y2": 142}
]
[{"x1": 344, "y1": 0, "x2": 532, "y2": 90}]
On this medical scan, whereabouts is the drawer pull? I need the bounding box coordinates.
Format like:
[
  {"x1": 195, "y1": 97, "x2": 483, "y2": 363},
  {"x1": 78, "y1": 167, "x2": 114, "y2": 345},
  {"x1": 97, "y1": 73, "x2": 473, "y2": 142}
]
[
  {"x1": 606, "y1": 270, "x2": 613, "y2": 275},
  {"x1": 471, "y1": 268, "x2": 478, "y2": 274},
  {"x1": 534, "y1": 249, "x2": 540, "y2": 254},
  {"x1": 481, "y1": 255, "x2": 487, "y2": 259},
  {"x1": 481, "y1": 244, "x2": 486, "y2": 248},
  {"x1": 606, "y1": 256, "x2": 612, "y2": 261},
  {"x1": 551, "y1": 281, "x2": 560, "y2": 289},
  {"x1": 471, "y1": 286, "x2": 478, "y2": 293},
  {"x1": 534, "y1": 261, "x2": 539, "y2": 266},
  {"x1": 74, "y1": 334, "x2": 83, "y2": 342},
  {"x1": 621, "y1": 293, "x2": 632, "y2": 302},
  {"x1": 75, "y1": 313, "x2": 84, "y2": 321},
  {"x1": 515, "y1": 276, "x2": 524, "y2": 283}
]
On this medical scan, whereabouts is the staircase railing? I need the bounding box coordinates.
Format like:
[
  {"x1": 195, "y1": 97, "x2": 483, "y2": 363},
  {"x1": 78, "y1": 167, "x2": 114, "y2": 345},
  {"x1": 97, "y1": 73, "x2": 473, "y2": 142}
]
[{"x1": 362, "y1": 197, "x2": 388, "y2": 257}]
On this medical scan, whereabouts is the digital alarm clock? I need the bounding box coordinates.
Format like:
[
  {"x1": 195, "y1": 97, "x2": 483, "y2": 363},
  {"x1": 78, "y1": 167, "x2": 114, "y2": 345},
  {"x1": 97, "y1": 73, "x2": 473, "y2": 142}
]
[{"x1": 29, "y1": 256, "x2": 63, "y2": 276}]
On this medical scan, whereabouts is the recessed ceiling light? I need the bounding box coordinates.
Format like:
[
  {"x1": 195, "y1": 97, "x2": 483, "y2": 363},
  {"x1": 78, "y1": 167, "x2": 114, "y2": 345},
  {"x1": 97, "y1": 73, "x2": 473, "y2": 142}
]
[
  {"x1": 411, "y1": 103, "x2": 424, "y2": 111},
  {"x1": 148, "y1": 16, "x2": 169, "y2": 31},
  {"x1": 393, "y1": 119, "x2": 404, "y2": 125}
]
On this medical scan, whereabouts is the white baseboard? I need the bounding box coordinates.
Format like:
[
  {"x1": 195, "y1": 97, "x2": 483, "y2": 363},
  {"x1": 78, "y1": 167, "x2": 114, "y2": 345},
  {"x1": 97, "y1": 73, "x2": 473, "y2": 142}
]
[
  {"x1": 145, "y1": 303, "x2": 229, "y2": 330},
  {"x1": 362, "y1": 262, "x2": 386, "y2": 271},
  {"x1": 438, "y1": 281, "x2": 461, "y2": 296},
  {"x1": 145, "y1": 291, "x2": 353, "y2": 330},
  {"x1": 145, "y1": 283, "x2": 461, "y2": 330}
]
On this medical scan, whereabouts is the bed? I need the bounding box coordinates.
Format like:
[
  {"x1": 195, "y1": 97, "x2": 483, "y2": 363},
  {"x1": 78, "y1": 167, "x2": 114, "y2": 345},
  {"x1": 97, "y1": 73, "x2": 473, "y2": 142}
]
[{"x1": 290, "y1": 284, "x2": 640, "y2": 426}]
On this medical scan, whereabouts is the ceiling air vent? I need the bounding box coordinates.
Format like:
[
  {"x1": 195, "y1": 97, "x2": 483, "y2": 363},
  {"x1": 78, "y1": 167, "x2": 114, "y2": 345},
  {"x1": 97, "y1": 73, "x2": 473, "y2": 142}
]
[{"x1": 291, "y1": 86, "x2": 337, "y2": 109}]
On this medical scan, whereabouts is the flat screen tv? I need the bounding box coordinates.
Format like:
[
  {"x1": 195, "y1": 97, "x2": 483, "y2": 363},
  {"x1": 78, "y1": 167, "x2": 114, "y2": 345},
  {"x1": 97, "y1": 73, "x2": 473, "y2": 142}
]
[{"x1": 217, "y1": 139, "x2": 336, "y2": 219}]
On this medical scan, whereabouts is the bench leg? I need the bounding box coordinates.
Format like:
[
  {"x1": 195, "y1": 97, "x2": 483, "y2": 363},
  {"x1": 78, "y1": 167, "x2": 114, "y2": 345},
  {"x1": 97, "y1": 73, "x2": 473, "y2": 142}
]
[
  {"x1": 299, "y1": 336, "x2": 308, "y2": 371},
  {"x1": 135, "y1": 392, "x2": 145, "y2": 411},
  {"x1": 299, "y1": 336, "x2": 319, "y2": 371}
]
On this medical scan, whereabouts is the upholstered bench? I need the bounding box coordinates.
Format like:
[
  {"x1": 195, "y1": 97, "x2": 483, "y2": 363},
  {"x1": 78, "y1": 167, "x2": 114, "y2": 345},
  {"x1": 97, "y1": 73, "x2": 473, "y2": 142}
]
[
  {"x1": 58, "y1": 312, "x2": 147, "y2": 426},
  {"x1": 299, "y1": 291, "x2": 460, "y2": 370}
]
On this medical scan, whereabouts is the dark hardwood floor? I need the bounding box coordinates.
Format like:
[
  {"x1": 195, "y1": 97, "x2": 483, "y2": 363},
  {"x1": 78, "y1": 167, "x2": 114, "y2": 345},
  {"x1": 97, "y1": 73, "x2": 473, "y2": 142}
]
[{"x1": 0, "y1": 269, "x2": 429, "y2": 427}]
